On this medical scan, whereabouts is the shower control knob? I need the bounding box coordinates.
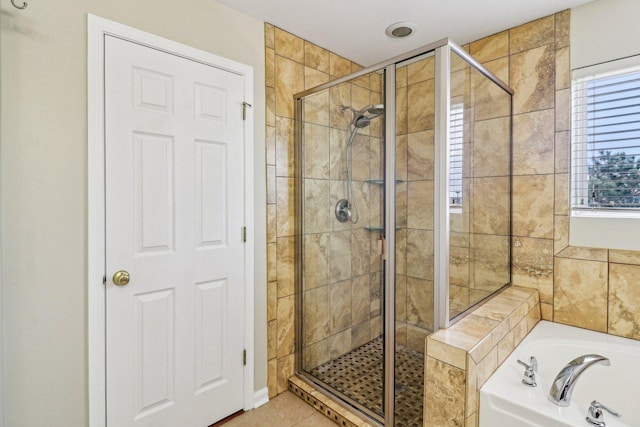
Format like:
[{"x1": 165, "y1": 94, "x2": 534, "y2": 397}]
[{"x1": 335, "y1": 199, "x2": 351, "y2": 223}]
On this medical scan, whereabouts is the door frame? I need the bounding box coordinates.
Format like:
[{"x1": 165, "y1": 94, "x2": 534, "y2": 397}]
[{"x1": 87, "y1": 15, "x2": 255, "y2": 427}]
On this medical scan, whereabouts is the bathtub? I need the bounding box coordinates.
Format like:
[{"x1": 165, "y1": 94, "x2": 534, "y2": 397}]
[{"x1": 480, "y1": 321, "x2": 639, "y2": 427}]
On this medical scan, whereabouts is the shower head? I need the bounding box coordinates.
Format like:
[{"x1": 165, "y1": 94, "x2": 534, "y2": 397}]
[
  {"x1": 361, "y1": 104, "x2": 385, "y2": 116},
  {"x1": 354, "y1": 115, "x2": 371, "y2": 128}
]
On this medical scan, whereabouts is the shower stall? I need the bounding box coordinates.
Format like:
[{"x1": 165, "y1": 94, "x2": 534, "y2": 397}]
[{"x1": 294, "y1": 38, "x2": 512, "y2": 426}]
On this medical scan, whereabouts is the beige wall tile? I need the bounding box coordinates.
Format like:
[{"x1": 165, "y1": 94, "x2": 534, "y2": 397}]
[
  {"x1": 466, "y1": 355, "x2": 478, "y2": 417},
  {"x1": 266, "y1": 86, "x2": 276, "y2": 127},
  {"x1": 304, "y1": 339, "x2": 329, "y2": 370},
  {"x1": 473, "y1": 116, "x2": 511, "y2": 177},
  {"x1": 406, "y1": 229, "x2": 434, "y2": 280},
  {"x1": 268, "y1": 281, "x2": 277, "y2": 322},
  {"x1": 303, "y1": 233, "x2": 330, "y2": 290},
  {"x1": 268, "y1": 358, "x2": 278, "y2": 398},
  {"x1": 304, "y1": 90, "x2": 330, "y2": 127},
  {"x1": 275, "y1": 116, "x2": 295, "y2": 177},
  {"x1": 512, "y1": 110, "x2": 555, "y2": 175},
  {"x1": 351, "y1": 275, "x2": 371, "y2": 325},
  {"x1": 277, "y1": 295, "x2": 295, "y2": 358},
  {"x1": 555, "y1": 10, "x2": 570, "y2": 49},
  {"x1": 267, "y1": 242, "x2": 277, "y2": 282},
  {"x1": 407, "y1": 80, "x2": 435, "y2": 132},
  {"x1": 555, "y1": 88, "x2": 571, "y2": 131},
  {"x1": 304, "y1": 66, "x2": 329, "y2": 90},
  {"x1": 303, "y1": 179, "x2": 330, "y2": 234},
  {"x1": 267, "y1": 319, "x2": 277, "y2": 360},
  {"x1": 608, "y1": 263, "x2": 640, "y2": 339},
  {"x1": 497, "y1": 330, "x2": 515, "y2": 366},
  {"x1": 277, "y1": 354, "x2": 295, "y2": 394},
  {"x1": 473, "y1": 234, "x2": 510, "y2": 291},
  {"x1": 427, "y1": 337, "x2": 467, "y2": 369},
  {"x1": 407, "y1": 131, "x2": 434, "y2": 180},
  {"x1": 510, "y1": 44, "x2": 555, "y2": 114},
  {"x1": 305, "y1": 42, "x2": 330, "y2": 74},
  {"x1": 470, "y1": 31, "x2": 509, "y2": 63},
  {"x1": 396, "y1": 65, "x2": 408, "y2": 88},
  {"x1": 554, "y1": 257, "x2": 608, "y2": 332},
  {"x1": 555, "y1": 131, "x2": 569, "y2": 173},
  {"x1": 510, "y1": 15, "x2": 555, "y2": 54},
  {"x1": 351, "y1": 321, "x2": 370, "y2": 349},
  {"x1": 329, "y1": 83, "x2": 352, "y2": 130},
  {"x1": 266, "y1": 125, "x2": 276, "y2": 166},
  {"x1": 556, "y1": 246, "x2": 608, "y2": 262},
  {"x1": 473, "y1": 58, "x2": 511, "y2": 120},
  {"x1": 472, "y1": 177, "x2": 510, "y2": 235},
  {"x1": 609, "y1": 250, "x2": 640, "y2": 265},
  {"x1": 512, "y1": 237, "x2": 554, "y2": 303},
  {"x1": 275, "y1": 55, "x2": 304, "y2": 119},
  {"x1": 266, "y1": 47, "x2": 275, "y2": 88},
  {"x1": 265, "y1": 23, "x2": 275, "y2": 49},
  {"x1": 303, "y1": 286, "x2": 331, "y2": 344},
  {"x1": 396, "y1": 85, "x2": 408, "y2": 135},
  {"x1": 330, "y1": 279, "x2": 352, "y2": 334},
  {"x1": 407, "y1": 277, "x2": 434, "y2": 330},
  {"x1": 555, "y1": 174, "x2": 569, "y2": 216},
  {"x1": 407, "y1": 56, "x2": 435, "y2": 85},
  {"x1": 512, "y1": 174, "x2": 554, "y2": 238},
  {"x1": 275, "y1": 28, "x2": 304, "y2": 63},
  {"x1": 329, "y1": 231, "x2": 352, "y2": 283},
  {"x1": 276, "y1": 177, "x2": 295, "y2": 237},
  {"x1": 476, "y1": 347, "x2": 498, "y2": 388},
  {"x1": 329, "y1": 53, "x2": 352, "y2": 78},
  {"x1": 276, "y1": 237, "x2": 295, "y2": 297},
  {"x1": 406, "y1": 324, "x2": 429, "y2": 353},
  {"x1": 554, "y1": 215, "x2": 569, "y2": 255},
  {"x1": 555, "y1": 47, "x2": 570, "y2": 90},
  {"x1": 425, "y1": 357, "x2": 466, "y2": 426},
  {"x1": 540, "y1": 302, "x2": 553, "y2": 321},
  {"x1": 407, "y1": 181, "x2": 434, "y2": 230},
  {"x1": 431, "y1": 314, "x2": 499, "y2": 351},
  {"x1": 303, "y1": 123, "x2": 330, "y2": 179}
]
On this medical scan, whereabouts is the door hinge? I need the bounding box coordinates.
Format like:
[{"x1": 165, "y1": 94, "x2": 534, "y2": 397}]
[
  {"x1": 103, "y1": 275, "x2": 107, "y2": 285},
  {"x1": 243, "y1": 349, "x2": 247, "y2": 366},
  {"x1": 242, "y1": 102, "x2": 252, "y2": 120},
  {"x1": 242, "y1": 226, "x2": 247, "y2": 243},
  {"x1": 378, "y1": 237, "x2": 385, "y2": 259}
]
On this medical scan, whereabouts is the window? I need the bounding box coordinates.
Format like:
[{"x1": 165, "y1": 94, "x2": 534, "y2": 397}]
[
  {"x1": 449, "y1": 102, "x2": 464, "y2": 207},
  {"x1": 570, "y1": 56, "x2": 640, "y2": 251}
]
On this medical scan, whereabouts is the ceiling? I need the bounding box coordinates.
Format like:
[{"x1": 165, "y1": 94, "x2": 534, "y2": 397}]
[{"x1": 217, "y1": 0, "x2": 594, "y2": 66}]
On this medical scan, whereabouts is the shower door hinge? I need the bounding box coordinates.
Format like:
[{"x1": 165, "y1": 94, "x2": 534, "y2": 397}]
[
  {"x1": 242, "y1": 226, "x2": 247, "y2": 242},
  {"x1": 242, "y1": 102, "x2": 252, "y2": 120},
  {"x1": 243, "y1": 349, "x2": 247, "y2": 366},
  {"x1": 378, "y1": 238, "x2": 385, "y2": 259}
]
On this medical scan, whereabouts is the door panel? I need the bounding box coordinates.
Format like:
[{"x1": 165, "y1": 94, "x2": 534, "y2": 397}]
[{"x1": 105, "y1": 35, "x2": 245, "y2": 427}]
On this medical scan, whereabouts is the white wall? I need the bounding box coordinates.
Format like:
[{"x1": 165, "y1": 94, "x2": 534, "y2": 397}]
[
  {"x1": 571, "y1": 0, "x2": 640, "y2": 69},
  {"x1": 0, "y1": 1, "x2": 266, "y2": 425}
]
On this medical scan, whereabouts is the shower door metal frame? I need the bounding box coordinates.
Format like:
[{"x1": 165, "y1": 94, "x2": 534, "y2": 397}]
[{"x1": 293, "y1": 38, "x2": 513, "y2": 427}]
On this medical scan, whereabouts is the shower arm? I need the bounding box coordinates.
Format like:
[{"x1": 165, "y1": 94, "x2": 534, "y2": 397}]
[{"x1": 346, "y1": 124, "x2": 359, "y2": 223}]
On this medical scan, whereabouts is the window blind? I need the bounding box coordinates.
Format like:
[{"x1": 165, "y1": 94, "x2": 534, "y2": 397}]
[
  {"x1": 449, "y1": 103, "x2": 464, "y2": 207},
  {"x1": 572, "y1": 66, "x2": 640, "y2": 210}
]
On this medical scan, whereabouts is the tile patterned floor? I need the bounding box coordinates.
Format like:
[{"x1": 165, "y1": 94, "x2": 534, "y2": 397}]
[
  {"x1": 220, "y1": 391, "x2": 338, "y2": 426},
  {"x1": 309, "y1": 337, "x2": 424, "y2": 426}
]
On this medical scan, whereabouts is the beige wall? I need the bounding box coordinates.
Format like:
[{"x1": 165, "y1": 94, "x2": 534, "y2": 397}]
[{"x1": 1, "y1": 1, "x2": 266, "y2": 425}]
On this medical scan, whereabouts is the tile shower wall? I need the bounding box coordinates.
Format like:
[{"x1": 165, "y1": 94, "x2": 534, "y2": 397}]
[{"x1": 265, "y1": 24, "x2": 384, "y2": 398}]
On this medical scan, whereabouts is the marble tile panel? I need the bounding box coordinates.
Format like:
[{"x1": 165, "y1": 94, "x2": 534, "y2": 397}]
[
  {"x1": 396, "y1": 134, "x2": 408, "y2": 181},
  {"x1": 450, "y1": 285, "x2": 470, "y2": 319},
  {"x1": 303, "y1": 179, "x2": 330, "y2": 234},
  {"x1": 466, "y1": 412, "x2": 478, "y2": 427},
  {"x1": 371, "y1": 272, "x2": 382, "y2": 317},
  {"x1": 352, "y1": 72, "x2": 370, "y2": 91},
  {"x1": 555, "y1": 47, "x2": 570, "y2": 90},
  {"x1": 509, "y1": 15, "x2": 555, "y2": 54},
  {"x1": 556, "y1": 246, "x2": 608, "y2": 262},
  {"x1": 555, "y1": 10, "x2": 570, "y2": 49},
  {"x1": 473, "y1": 116, "x2": 511, "y2": 177},
  {"x1": 555, "y1": 131, "x2": 570, "y2": 173},
  {"x1": 369, "y1": 184, "x2": 382, "y2": 231},
  {"x1": 406, "y1": 229, "x2": 434, "y2": 280},
  {"x1": 468, "y1": 332, "x2": 494, "y2": 365},
  {"x1": 395, "y1": 273, "x2": 407, "y2": 322},
  {"x1": 407, "y1": 276, "x2": 434, "y2": 331},
  {"x1": 276, "y1": 236, "x2": 295, "y2": 297},
  {"x1": 351, "y1": 134, "x2": 371, "y2": 181},
  {"x1": 304, "y1": 90, "x2": 330, "y2": 127},
  {"x1": 277, "y1": 295, "x2": 295, "y2": 358},
  {"x1": 330, "y1": 329, "x2": 352, "y2": 359},
  {"x1": 396, "y1": 65, "x2": 407, "y2": 88},
  {"x1": 276, "y1": 177, "x2": 295, "y2": 237},
  {"x1": 329, "y1": 231, "x2": 352, "y2": 283},
  {"x1": 329, "y1": 83, "x2": 351, "y2": 130},
  {"x1": 450, "y1": 246, "x2": 470, "y2": 287},
  {"x1": 396, "y1": 322, "x2": 407, "y2": 347},
  {"x1": 266, "y1": 47, "x2": 275, "y2": 88},
  {"x1": 266, "y1": 125, "x2": 276, "y2": 166},
  {"x1": 267, "y1": 242, "x2": 277, "y2": 282},
  {"x1": 275, "y1": 116, "x2": 295, "y2": 177},
  {"x1": 407, "y1": 56, "x2": 435, "y2": 85},
  {"x1": 303, "y1": 123, "x2": 330, "y2": 179},
  {"x1": 351, "y1": 321, "x2": 370, "y2": 349},
  {"x1": 406, "y1": 324, "x2": 429, "y2": 353},
  {"x1": 267, "y1": 165, "x2": 276, "y2": 204},
  {"x1": 329, "y1": 53, "x2": 351, "y2": 78},
  {"x1": 498, "y1": 285, "x2": 537, "y2": 302},
  {"x1": 473, "y1": 234, "x2": 510, "y2": 291},
  {"x1": 267, "y1": 358, "x2": 277, "y2": 398},
  {"x1": 407, "y1": 80, "x2": 435, "y2": 132},
  {"x1": 473, "y1": 58, "x2": 511, "y2": 121},
  {"x1": 555, "y1": 173, "x2": 569, "y2": 216},
  {"x1": 470, "y1": 31, "x2": 509, "y2": 63},
  {"x1": 267, "y1": 281, "x2": 277, "y2": 322},
  {"x1": 369, "y1": 137, "x2": 383, "y2": 181},
  {"x1": 431, "y1": 314, "x2": 499, "y2": 352},
  {"x1": 483, "y1": 56, "x2": 510, "y2": 83},
  {"x1": 266, "y1": 86, "x2": 276, "y2": 127},
  {"x1": 540, "y1": 303, "x2": 553, "y2": 321},
  {"x1": 407, "y1": 180, "x2": 434, "y2": 230},
  {"x1": 351, "y1": 84, "x2": 371, "y2": 116},
  {"x1": 304, "y1": 66, "x2": 329, "y2": 91},
  {"x1": 396, "y1": 86, "x2": 408, "y2": 136},
  {"x1": 451, "y1": 68, "x2": 470, "y2": 102},
  {"x1": 265, "y1": 23, "x2": 275, "y2": 49},
  {"x1": 329, "y1": 128, "x2": 347, "y2": 181},
  {"x1": 275, "y1": 55, "x2": 304, "y2": 119},
  {"x1": 511, "y1": 237, "x2": 553, "y2": 304},
  {"x1": 351, "y1": 274, "x2": 371, "y2": 325},
  {"x1": 512, "y1": 110, "x2": 555, "y2": 175},
  {"x1": 304, "y1": 286, "x2": 331, "y2": 344},
  {"x1": 424, "y1": 357, "x2": 466, "y2": 427},
  {"x1": 609, "y1": 250, "x2": 640, "y2": 265},
  {"x1": 304, "y1": 42, "x2": 330, "y2": 74},
  {"x1": 510, "y1": 44, "x2": 555, "y2": 115},
  {"x1": 407, "y1": 130, "x2": 434, "y2": 180},
  {"x1": 275, "y1": 28, "x2": 304, "y2": 63},
  {"x1": 608, "y1": 263, "x2": 640, "y2": 339},
  {"x1": 351, "y1": 227, "x2": 370, "y2": 277},
  {"x1": 554, "y1": 257, "x2": 608, "y2": 332},
  {"x1": 476, "y1": 346, "x2": 498, "y2": 388},
  {"x1": 267, "y1": 319, "x2": 277, "y2": 360},
  {"x1": 473, "y1": 294, "x2": 524, "y2": 324},
  {"x1": 304, "y1": 339, "x2": 329, "y2": 370},
  {"x1": 512, "y1": 174, "x2": 554, "y2": 239},
  {"x1": 472, "y1": 176, "x2": 510, "y2": 235},
  {"x1": 466, "y1": 355, "x2": 478, "y2": 417},
  {"x1": 330, "y1": 279, "x2": 352, "y2": 334},
  {"x1": 277, "y1": 354, "x2": 295, "y2": 394},
  {"x1": 526, "y1": 304, "x2": 541, "y2": 332},
  {"x1": 396, "y1": 229, "x2": 407, "y2": 275},
  {"x1": 489, "y1": 318, "x2": 510, "y2": 347},
  {"x1": 555, "y1": 88, "x2": 570, "y2": 132},
  {"x1": 303, "y1": 233, "x2": 330, "y2": 290},
  {"x1": 554, "y1": 215, "x2": 569, "y2": 255},
  {"x1": 371, "y1": 71, "x2": 383, "y2": 93},
  {"x1": 370, "y1": 316, "x2": 382, "y2": 340}
]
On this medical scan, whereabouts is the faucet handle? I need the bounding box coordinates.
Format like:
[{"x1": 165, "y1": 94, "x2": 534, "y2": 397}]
[
  {"x1": 587, "y1": 400, "x2": 621, "y2": 426},
  {"x1": 517, "y1": 356, "x2": 537, "y2": 387}
]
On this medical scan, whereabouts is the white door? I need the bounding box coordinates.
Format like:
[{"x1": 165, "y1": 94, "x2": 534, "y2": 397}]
[{"x1": 105, "y1": 35, "x2": 246, "y2": 427}]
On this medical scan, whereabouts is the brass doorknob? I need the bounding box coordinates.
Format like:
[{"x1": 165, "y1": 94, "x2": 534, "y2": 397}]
[{"x1": 112, "y1": 270, "x2": 130, "y2": 286}]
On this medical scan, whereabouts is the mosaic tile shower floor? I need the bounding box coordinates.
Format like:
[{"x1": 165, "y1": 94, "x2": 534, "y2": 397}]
[{"x1": 308, "y1": 337, "x2": 424, "y2": 426}]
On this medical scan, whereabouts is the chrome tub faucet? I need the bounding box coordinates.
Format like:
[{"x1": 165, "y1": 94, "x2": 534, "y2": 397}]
[{"x1": 548, "y1": 354, "x2": 610, "y2": 406}]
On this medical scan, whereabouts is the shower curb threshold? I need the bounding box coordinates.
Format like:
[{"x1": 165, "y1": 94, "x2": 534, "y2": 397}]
[{"x1": 288, "y1": 375, "x2": 379, "y2": 427}]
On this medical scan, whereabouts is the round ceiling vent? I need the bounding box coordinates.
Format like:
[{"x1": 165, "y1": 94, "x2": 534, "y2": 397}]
[{"x1": 385, "y1": 22, "x2": 417, "y2": 39}]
